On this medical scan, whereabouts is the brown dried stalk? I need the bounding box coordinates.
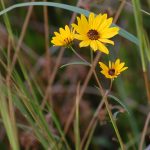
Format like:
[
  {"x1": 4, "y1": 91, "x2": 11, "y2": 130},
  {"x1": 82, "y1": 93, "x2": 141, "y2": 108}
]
[
  {"x1": 139, "y1": 112, "x2": 150, "y2": 150},
  {"x1": 41, "y1": 0, "x2": 83, "y2": 108}
]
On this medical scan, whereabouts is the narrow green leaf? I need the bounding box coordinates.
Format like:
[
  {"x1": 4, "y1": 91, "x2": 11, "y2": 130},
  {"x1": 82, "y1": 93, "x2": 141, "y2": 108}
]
[
  {"x1": 132, "y1": 0, "x2": 147, "y2": 71},
  {"x1": 108, "y1": 94, "x2": 130, "y2": 115},
  {"x1": 60, "y1": 61, "x2": 91, "y2": 69},
  {"x1": 0, "y1": 2, "x2": 139, "y2": 46}
]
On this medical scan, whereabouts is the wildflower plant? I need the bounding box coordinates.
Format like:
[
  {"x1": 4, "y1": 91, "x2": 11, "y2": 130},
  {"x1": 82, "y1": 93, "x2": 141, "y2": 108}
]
[{"x1": 51, "y1": 12, "x2": 128, "y2": 150}]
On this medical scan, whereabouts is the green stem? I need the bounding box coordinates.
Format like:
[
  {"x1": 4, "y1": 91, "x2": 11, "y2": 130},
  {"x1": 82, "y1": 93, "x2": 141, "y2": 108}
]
[
  {"x1": 104, "y1": 79, "x2": 125, "y2": 150},
  {"x1": 90, "y1": 48, "x2": 93, "y2": 63},
  {"x1": 104, "y1": 96, "x2": 125, "y2": 150},
  {"x1": 69, "y1": 46, "x2": 90, "y2": 65}
]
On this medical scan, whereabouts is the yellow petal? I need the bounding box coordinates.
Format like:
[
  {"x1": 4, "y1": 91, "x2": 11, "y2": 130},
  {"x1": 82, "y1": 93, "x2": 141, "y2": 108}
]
[
  {"x1": 96, "y1": 14, "x2": 107, "y2": 29},
  {"x1": 99, "y1": 39, "x2": 114, "y2": 45},
  {"x1": 88, "y1": 13, "x2": 95, "y2": 27},
  {"x1": 79, "y1": 40, "x2": 91, "y2": 47},
  {"x1": 112, "y1": 62, "x2": 115, "y2": 68},
  {"x1": 81, "y1": 14, "x2": 88, "y2": 25},
  {"x1": 100, "y1": 27, "x2": 119, "y2": 39},
  {"x1": 80, "y1": 14, "x2": 89, "y2": 32},
  {"x1": 75, "y1": 34, "x2": 88, "y2": 40},
  {"x1": 54, "y1": 32, "x2": 60, "y2": 36},
  {"x1": 90, "y1": 41, "x2": 98, "y2": 51},
  {"x1": 99, "y1": 62, "x2": 109, "y2": 71},
  {"x1": 117, "y1": 62, "x2": 125, "y2": 70},
  {"x1": 76, "y1": 17, "x2": 88, "y2": 34},
  {"x1": 92, "y1": 14, "x2": 102, "y2": 29},
  {"x1": 98, "y1": 18, "x2": 113, "y2": 31},
  {"x1": 115, "y1": 59, "x2": 120, "y2": 67},
  {"x1": 109, "y1": 61, "x2": 111, "y2": 68},
  {"x1": 120, "y1": 67, "x2": 128, "y2": 72},
  {"x1": 97, "y1": 41, "x2": 109, "y2": 54},
  {"x1": 101, "y1": 70, "x2": 109, "y2": 77},
  {"x1": 59, "y1": 28, "x2": 66, "y2": 34}
]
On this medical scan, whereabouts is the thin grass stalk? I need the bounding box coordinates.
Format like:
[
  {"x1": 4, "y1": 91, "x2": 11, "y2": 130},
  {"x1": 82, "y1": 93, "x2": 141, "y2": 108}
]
[
  {"x1": 139, "y1": 112, "x2": 150, "y2": 150},
  {"x1": 115, "y1": 78, "x2": 139, "y2": 148},
  {"x1": 84, "y1": 121, "x2": 97, "y2": 150},
  {"x1": 74, "y1": 83, "x2": 81, "y2": 150},
  {"x1": 70, "y1": 46, "x2": 90, "y2": 64},
  {"x1": 81, "y1": 92, "x2": 106, "y2": 150},
  {"x1": 0, "y1": 0, "x2": 14, "y2": 44},
  {"x1": 12, "y1": 85, "x2": 50, "y2": 149},
  {"x1": 9, "y1": 0, "x2": 34, "y2": 78},
  {"x1": 143, "y1": 32, "x2": 150, "y2": 62},
  {"x1": 104, "y1": 92, "x2": 125, "y2": 150},
  {"x1": 15, "y1": 64, "x2": 59, "y2": 149},
  {"x1": 113, "y1": 0, "x2": 126, "y2": 23},
  {"x1": 6, "y1": 38, "x2": 19, "y2": 150},
  {"x1": 11, "y1": 61, "x2": 58, "y2": 149},
  {"x1": 64, "y1": 52, "x2": 102, "y2": 134},
  {"x1": 131, "y1": 0, "x2": 150, "y2": 103},
  {"x1": 0, "y1": 1, "x2": 19, "y2": 149},
  {"x1": 126, "y1": 133, "x2": 137, "y2": 150},
  {"x1": 43, "y1": 0, "x2": 51, "y2": 79},
  {"x1": 47, "y1": 106, "x2": 71, "y2": 150},
  {"x1": 15, "y1": 85, "x2": 57, "y2": 149},
  {"x1": 97, "y1": 78, "x2": 125, "y2": 149},
  {"x1": 41, "y1": 0, "x2": 83, "y2": 109},
  {"x1": 0, "y1": 76, "x2": 19, "y2": 150}
]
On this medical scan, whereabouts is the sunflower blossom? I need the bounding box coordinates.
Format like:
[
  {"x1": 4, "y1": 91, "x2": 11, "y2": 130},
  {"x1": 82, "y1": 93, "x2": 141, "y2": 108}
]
[
  {"x1": 99, "y1": 59, "x2": 128, "y2": 79},
  {"x1": 51, "y1": 25, "x2": 74, "y2": 47},
  {"x1": 72, "y1": 13, "x2": 120, "y2": 54}
]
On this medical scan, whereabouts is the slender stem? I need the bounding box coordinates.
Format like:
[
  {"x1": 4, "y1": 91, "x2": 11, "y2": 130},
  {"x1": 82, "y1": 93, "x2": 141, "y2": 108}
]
[
  {"x1": 143, "y1": 72, "x2": 150, "y2": 104},
  {"x1": 9, "y1": 0, "x2": 34, "y2": 77},
  {"x1": 113, "y1": 0, "x2": 126, "y2": 23},
  {"x1": 104, "y1": 80, "x2": 125, "y2": 150},
  {"x1": 109, "y1": 79, "x2": 113, "y2": 89},
  {"x1": 104, "y1": 93, "x2": 125, "y2": 150},
  {"x1": 90, "y1": 48, "x2": 93, "y2": 63},
  {"x1": 80, "y1": 91, "x2": 106, "y2": 150},
  {"x1": 95, "y1": 76, "x2": 125, "y2": 150},
  {"x1": 43, "y1": 0, "x2": 51, "y2": 79},
  {"x1": 64, "y1": 52, "x2": 102, "y2": 134},
  {"x1": 75, "y1": 83, "x2": 81, "y2": 150},
  {"x1": 139, "y1": 112, "x2": 150, "y2": 150},
  {"x1": 69, "y1": 46, "x2": 90, "y2": 65}
]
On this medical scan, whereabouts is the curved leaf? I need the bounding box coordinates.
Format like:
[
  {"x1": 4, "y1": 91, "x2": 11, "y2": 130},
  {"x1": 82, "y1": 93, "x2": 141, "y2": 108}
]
[
  {"x1": 60, "y1": 61, "x2": 91, "y2": 69},
  {"x1": 108, "y1": 94, "x2": 130, "y2": 115},
  {"x1": 0, "y1": 2, "x2": 139, "y2": 46}
]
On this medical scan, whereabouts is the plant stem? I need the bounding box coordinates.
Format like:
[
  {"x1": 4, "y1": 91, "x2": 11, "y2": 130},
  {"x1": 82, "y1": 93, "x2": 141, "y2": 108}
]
[
  {"x1": 96, "y1": 77, "x2": 125, "y2": 150},
  {"x1": 104, "y1": 94, "x2": 125, "y2": 150},
  {"x1": 139, "y1": 112, "x2": 150, "y2": 150},
  {"x1": 104, "y1": 79, "x2": 124, "y2": 150},
  {"x1": 69, "y1": 46, "x2": 90, "y2": 65}
]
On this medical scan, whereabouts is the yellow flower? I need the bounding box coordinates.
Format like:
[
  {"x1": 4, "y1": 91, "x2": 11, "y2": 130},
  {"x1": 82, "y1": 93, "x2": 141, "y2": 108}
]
[
  {"x1": 99, "y1": 59, "x2": 128, "y2": 79},
  {"x1": 51, "y1": 25, "x2": 74, "y2": 47},
  {"x1": 72, "y1": 13, "x2": 119, "y2": 54}
]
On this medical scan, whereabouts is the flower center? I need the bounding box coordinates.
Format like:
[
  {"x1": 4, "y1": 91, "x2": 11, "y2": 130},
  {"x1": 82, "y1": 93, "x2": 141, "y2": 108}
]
[
  {"x1": 87, "y1": 29, "x2": 99, "y2": 40},
  {"x1": 108, "y1": 69, "x2": 115, "y2": 76},
  {"x1": 64, "y1": 38, "x2": 72, "y2": 46}
]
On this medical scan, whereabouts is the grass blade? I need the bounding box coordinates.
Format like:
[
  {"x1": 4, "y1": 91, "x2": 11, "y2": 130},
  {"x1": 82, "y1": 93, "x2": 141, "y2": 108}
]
[
  {"x1": 60, "y1": 61, "x2": 91, "y2": 69},
  {"x1": 0, "y1": 1, "x2": 139, "y2": 46},
  {"x1": 108, "y1": 94, "x2": 130, "y2": 115}
]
